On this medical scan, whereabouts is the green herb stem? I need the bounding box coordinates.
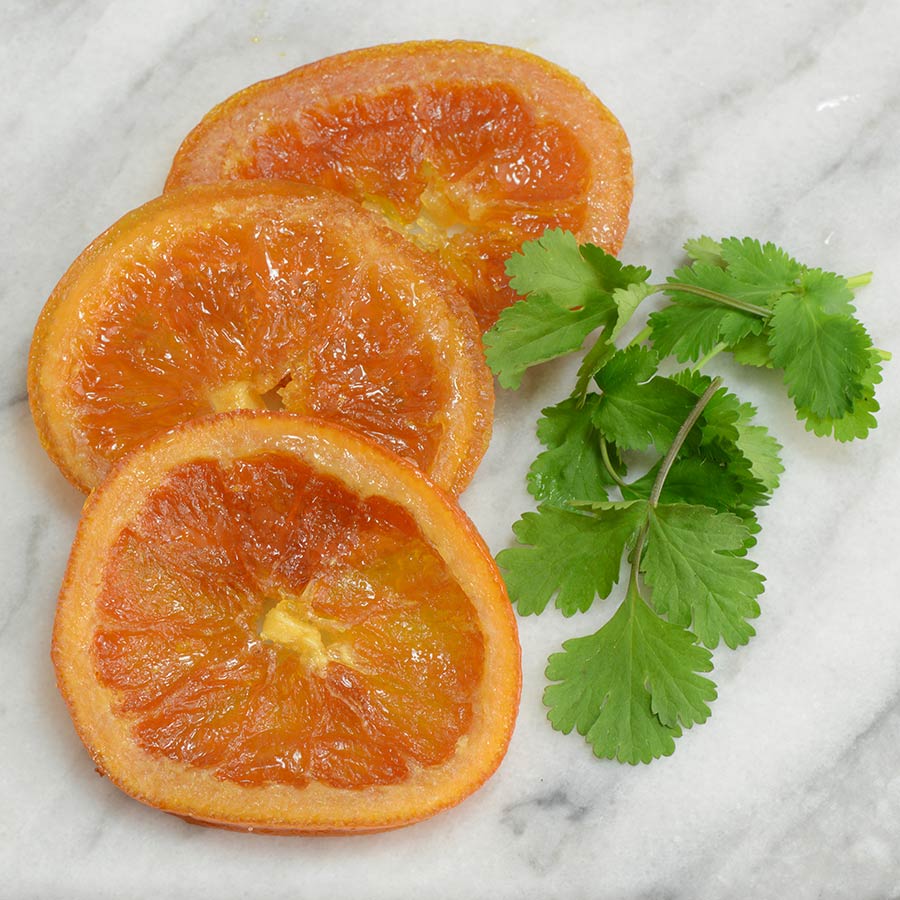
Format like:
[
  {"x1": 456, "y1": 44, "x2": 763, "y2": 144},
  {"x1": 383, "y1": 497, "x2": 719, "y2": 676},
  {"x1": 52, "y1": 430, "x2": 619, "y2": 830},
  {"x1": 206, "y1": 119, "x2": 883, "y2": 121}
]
[
  {"x1": 693, "y1": 342, "x2": 728, "y2": 372},
  {"x1": 599, "y1": 436, "x2": 627, "y2": 488},
  {"x1": 629, "y1": 376, "x2": 723, "y2": 569},
  {"x1": 650, "y1": 282, "x2": 773, "y2": 319},
  {"x1": 627, "y1": 324, "x2": 653, "y2": 347},
  {"x1": 650, "y1": 376, "x2": 723, "y2": 506},
  {"x1": 847, "y1": 272, "x2": 873, "y2": 290}
]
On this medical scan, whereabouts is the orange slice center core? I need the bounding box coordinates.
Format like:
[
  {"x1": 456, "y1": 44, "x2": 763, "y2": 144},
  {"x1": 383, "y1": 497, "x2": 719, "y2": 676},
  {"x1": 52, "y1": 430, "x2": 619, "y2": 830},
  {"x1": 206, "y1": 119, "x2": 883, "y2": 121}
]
[
  {"x1": 209, "y1": 380, "x2": 268, "y2": 412},
  {"x1": 258, "y1": 585, "x2": 353, "y2": 677}
]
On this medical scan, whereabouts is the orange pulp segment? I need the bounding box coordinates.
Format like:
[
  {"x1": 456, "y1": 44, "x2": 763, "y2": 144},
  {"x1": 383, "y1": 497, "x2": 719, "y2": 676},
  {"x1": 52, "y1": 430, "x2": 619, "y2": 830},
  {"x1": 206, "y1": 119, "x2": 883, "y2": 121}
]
[{"x1": 165, "y1": 40, "x2": 634, "y2": 329}]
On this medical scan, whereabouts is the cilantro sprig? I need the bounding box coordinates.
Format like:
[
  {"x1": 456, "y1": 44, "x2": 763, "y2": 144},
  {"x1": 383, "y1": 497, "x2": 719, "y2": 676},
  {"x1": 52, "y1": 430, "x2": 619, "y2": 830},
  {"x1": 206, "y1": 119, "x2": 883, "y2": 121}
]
[{"x1": 486, "y1": 229, "x2": 886, "y2": 764}]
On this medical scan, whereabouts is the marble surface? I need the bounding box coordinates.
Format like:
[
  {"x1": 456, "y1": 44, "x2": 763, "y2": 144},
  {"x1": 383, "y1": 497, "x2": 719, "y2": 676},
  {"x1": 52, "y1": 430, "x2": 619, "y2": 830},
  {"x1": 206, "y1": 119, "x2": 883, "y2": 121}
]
[{"x1": 3, "y1": 1, "x2": 900, "y2": 897}]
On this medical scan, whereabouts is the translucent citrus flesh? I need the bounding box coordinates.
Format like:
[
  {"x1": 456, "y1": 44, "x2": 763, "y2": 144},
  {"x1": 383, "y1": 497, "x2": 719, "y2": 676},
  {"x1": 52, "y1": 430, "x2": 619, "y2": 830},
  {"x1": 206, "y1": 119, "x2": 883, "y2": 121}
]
[
  {"x1": 224, "y1": 83, "x2": 591, "y2": 329},
  {"x1": 69, "y1": 216, "x2": 449, "y2": 480},
  {"x1": 91, "y1": 451, "x2": 484, "y2": 790}
]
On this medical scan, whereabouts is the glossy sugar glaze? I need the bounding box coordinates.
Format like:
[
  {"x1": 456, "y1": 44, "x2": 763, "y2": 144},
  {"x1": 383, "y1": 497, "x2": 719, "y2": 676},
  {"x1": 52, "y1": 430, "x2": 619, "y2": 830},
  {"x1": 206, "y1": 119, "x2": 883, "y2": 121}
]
[
  {"x1": 231, "y1": 83, "x2": 591, "y2": 328},
  {"x1": 70, "y1": 216, "x2": 448, "y2": 478},
  {"x1": 92, "y1": 452, "x2": 484, "y2": 789}
]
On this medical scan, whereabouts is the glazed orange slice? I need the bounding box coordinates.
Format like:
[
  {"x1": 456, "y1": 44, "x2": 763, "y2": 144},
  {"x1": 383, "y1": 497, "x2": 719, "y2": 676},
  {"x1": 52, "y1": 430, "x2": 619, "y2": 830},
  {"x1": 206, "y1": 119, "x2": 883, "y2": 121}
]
[
  {"x1": 28, "y1": 181, "x2": 492, "y2": 494},
  {"x1": 52, "y1": 413, "x2": 521, "y2": 833},
  {"x1": 165, "y1": 40, "x2": 633, "y2": 329}
]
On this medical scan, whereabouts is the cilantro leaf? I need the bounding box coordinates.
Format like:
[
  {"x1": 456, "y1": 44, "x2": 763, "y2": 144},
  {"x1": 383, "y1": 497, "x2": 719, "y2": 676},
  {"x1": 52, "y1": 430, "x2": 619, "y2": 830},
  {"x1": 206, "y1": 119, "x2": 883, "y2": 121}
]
[
  {"x1": 544, "y1": 581, "x2": 716, "y2": 764},
  {"x1": 675, "y1": 370, "x2": 744, "y2": 447},
  {"x1": 572, "y1": 338, "x2": 615, "y2": 402},
  {"x1": 672, "y1": 370, "x2": 781, "y2": 506},
  {"x1": 734, "y1": 422, "x2": 784, "y2": 492},
  {"x1": 579, "y1": 243, "x2": 652, "y2": 294},
  {"x1": 592, "y1": 347, "x2": 698, "y2": 453},
  {"x1": 596, "y1": 344, "x2": 657, "y2": 387},
  {"x1": 487, "y1": 231, "x2": 656, "y2": 388},
  {"x1": 593, "y1": 377, "x2": 696, "y2": 454},
  {"x1": 649, "y1": 295, "x2": 735, "y2": 363},
  {"x1": 610, "y1": 281, "x2": 656, "y2": 341},
  {"x1": 505, "y1": 228, "x2": 651, "y2": 307},
  {"x1": 621, "y1": 457, "x2": 745, "y2": 513},
  {"x1": 797, "y1": 347, "x2": 884, "y2": 441},
  {"x1": 641, "y1": 504, "x2": 764, "y2": 649},
  {"x1": 505, "y1": 229, "x2": 607, "y2": 309},
  {"x1": 731, "y1": 331, "x2": 774, "y2": 367},
  {"x1": 649, "y1": 264, "x2": 765, "y2": 363},
  {"x1": 497, "y1": 503, "x2": 645, "y2": 616},
  {"x1": 718, "y1": 237, "x2": 803, "y2": 289},
  {"x1": 528, "y1": 395, "x2": 620, "y2": 505},
  {"x1": 684, "y1": 235, "x2": 724, "y2": 267},
  {"x1": 767, "y1": 268, "x2": 873, "y2": 419},
  {"x1": 483, "y1": 293, "x2": 615, "y2": 389},
  {"x1": 690, "y1": 239, "x2": 802, "y2": 308},
  {"x1": 717, "y1": 307, "x2": 764, "y2": 345},
  {"x1": 649, "y1": 237, "x2": 805, "y2": 364}
]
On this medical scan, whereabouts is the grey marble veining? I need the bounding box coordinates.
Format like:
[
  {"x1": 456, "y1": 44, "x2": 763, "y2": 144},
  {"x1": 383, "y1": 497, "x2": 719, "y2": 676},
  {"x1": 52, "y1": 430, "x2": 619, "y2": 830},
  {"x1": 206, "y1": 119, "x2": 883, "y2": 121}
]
[{"x1": 3, "y1": 1, "x2": 900, "y2": 897}]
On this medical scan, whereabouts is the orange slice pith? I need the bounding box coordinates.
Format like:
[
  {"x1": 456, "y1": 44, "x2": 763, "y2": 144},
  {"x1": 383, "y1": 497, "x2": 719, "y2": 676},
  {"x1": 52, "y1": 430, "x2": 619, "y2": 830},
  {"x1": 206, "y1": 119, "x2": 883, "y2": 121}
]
[
  {"x1": 52, "y1": 413, "x2": 521, "y2": 833},
  {"x1": 28, "y1": 180, "x2": 492, "y2": 495},
  {"x1": 165, "y1": 40, "x2": 633, "y2": 329}
]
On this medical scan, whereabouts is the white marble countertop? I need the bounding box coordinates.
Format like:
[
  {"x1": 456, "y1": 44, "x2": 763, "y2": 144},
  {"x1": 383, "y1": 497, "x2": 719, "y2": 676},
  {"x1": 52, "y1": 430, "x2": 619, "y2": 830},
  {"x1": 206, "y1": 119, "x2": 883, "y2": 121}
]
[{"x1": 3, "y1": 1, "x2": 900, "y2": 897}]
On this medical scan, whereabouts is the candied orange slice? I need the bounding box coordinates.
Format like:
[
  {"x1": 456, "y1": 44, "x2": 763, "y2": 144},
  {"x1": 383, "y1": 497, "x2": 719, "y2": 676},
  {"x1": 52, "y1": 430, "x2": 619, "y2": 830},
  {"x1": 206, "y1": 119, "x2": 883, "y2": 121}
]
[
  {"x1": 165, "y1": 40, "x2": 633, "y2": 329},
  {"x1": 52, "y1": 413, "x2": 521, "y2": 833},
  {"x1": 28, "y1": 181, "x2": 492, "y2": 494}
]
